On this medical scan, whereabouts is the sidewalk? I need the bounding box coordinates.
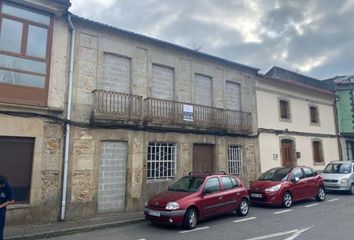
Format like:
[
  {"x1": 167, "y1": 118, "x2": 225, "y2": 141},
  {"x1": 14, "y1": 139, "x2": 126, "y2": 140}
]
[{"x1": 4, "y1": 211, "x2": 145, "y2": 240}]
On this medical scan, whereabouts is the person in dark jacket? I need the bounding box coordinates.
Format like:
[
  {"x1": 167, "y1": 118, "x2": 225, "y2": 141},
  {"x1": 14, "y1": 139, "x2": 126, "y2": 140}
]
[{"x1": 0, "y1": 175, "x2": 15, "y2": 240}]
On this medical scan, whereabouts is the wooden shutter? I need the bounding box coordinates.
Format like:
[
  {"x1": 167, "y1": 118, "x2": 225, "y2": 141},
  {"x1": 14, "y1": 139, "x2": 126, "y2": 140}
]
[{"x1": 0, "y1": 136, "x2": 34, "y2": 203}]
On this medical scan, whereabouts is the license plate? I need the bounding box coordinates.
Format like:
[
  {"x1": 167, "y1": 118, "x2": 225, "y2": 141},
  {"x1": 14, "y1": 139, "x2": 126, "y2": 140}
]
[
  {"x1": 251, "y1": 193, "x2": 262, "y2": 198},
  {"x1": 149, "y1": 210, "x2": 161, "y2": 217}
]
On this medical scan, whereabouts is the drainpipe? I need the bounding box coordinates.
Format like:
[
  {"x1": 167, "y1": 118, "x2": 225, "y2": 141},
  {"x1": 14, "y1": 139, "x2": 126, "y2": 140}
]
[
  {"x1": 333, "y1": 84, "x2": 343, "y2": 161},
  {"x1": 61, "y1": 13, "x2": 75, "y2": 221}
]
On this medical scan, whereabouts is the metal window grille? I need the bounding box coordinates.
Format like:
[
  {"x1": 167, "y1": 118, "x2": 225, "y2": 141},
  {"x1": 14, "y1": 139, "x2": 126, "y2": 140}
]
[
  {"x1": 147, "y1": 142, "x2": 176, "y2": 180},
  {"x1": 228, "y1": 146, "x2": 243, "y2": 175}
]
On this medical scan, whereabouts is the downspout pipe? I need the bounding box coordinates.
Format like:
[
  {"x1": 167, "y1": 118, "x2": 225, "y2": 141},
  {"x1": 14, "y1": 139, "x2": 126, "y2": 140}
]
[
  {"x1": 333, "y1": 84, "x2": 343, "y2": 160},
  {"x1": 61, "y1": 13, "x2": 75, "y2": 221}
]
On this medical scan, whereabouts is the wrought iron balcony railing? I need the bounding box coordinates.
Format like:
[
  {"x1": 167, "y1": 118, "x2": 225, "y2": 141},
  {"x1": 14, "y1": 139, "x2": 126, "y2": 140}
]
[
  {"x1": 91, "y1": 90, "x2": 253, "y2": 132},
  {"x1": 92, "y1": 90, "x2": 143, "y2": 121},
  {"x1": 144, "y1": 97, "x2": 252, "y2": 132}
]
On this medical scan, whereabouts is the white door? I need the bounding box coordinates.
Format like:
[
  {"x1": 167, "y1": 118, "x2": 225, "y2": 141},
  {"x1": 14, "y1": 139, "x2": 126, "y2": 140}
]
[{"x1": 98, "y1": 141, "x2": 127, "y2": 212}]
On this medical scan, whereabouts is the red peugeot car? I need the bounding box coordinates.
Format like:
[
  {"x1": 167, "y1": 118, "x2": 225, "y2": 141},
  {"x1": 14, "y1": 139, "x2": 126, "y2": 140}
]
[
  {"x1": 249, "y1": 166, "x2": 326, "y2": 208},
  {"x1": 144, "y1": 172, "x2": 250, "y2": 229}
]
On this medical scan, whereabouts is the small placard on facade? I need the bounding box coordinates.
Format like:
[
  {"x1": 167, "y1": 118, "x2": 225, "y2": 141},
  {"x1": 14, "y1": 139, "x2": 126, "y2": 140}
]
[
  {"x1": 183, "y1": 104, "x2": 193, "y2": 121},
  {"x1": 272, "y1": 154, "x2": 278, "y2": 161}
]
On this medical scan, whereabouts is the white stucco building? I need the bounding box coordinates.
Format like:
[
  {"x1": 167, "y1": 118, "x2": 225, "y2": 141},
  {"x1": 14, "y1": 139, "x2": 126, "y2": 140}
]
[{"x1": 257, "y1": 67, "x2": 340, "y2": 172}]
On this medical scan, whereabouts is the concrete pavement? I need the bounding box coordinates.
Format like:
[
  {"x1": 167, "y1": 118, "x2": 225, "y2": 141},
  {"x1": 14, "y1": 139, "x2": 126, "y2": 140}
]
[{"x1": 4, "y1": 211, "x2": 144, "y2": 240}]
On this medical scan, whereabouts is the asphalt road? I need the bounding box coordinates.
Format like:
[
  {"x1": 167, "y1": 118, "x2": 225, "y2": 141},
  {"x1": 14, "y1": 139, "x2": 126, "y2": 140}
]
[{"x1": 49, "y1": 192, "x2": 354, "y2": 240}]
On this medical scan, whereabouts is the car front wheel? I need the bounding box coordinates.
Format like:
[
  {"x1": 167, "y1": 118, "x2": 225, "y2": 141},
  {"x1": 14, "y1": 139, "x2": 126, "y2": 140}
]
[
  {"x1": 282, "y1": 192, "x2": 293, "y2": 208},
  {"x1": 348, "y1": 184, "x2": 354, "y2": 195},
  {"x1": 183, "y1": 208, "x2": 198, "y2": 229},
  {"x1": 316, "y1": 187, "x2": 326, "y2": 201},
  {"x1": 236, "y1": 199, "x2": 249, "y2": 216}
]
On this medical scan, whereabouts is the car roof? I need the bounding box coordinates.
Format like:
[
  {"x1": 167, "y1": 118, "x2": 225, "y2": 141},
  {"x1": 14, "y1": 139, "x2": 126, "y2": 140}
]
[
  {"x1": 187, "y1": 171, "x2": 237, "y2": 178},
  {"x1": 329, "y1": 161, "x2": 354, "y2": 164}
]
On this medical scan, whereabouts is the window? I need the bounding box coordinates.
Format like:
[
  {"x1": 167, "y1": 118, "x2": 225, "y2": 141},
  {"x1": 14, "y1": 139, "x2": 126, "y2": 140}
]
[
  {"x1": 309, "y1": 105, "x2": 319, "y2": 124},
  {"x1": 204, "y1": 177, "x2": 221, "y2": 193},
  {"x1": 291, "y1": 168, "x2": 304, "y2": 180},
  {"x1": 312, "y1": 140, "x2": 324, "y2": 163},
  {"x1": 221, "y1": 176, "x2": 237, "y2": 190},
  {"x1": 147, "y1": 142, "x2": 176, "y2": 180},
  {"x1": 0, "y1": 2, "x2": 52, "y2": 106},
  {"x1": 228, "y1": 146, "x2": 243, "y2": 175},
  {"x1": 303, "y1": 167, "x2": 315, "y2": 178},
  {"x1": 279, "y1": 99, "x2": 290, "y2": 119},
  {"x1": 0, "y1": 137, "x2": 34, "y2": 203}
]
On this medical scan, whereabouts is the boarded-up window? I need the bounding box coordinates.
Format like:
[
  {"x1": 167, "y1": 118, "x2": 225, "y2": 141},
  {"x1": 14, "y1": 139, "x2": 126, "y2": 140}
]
[
  {"x1": 102, "y1": 53, "x2": 131, "y2": 93},
  {"x1": 151, "y1": 64, "x2": 174, "y2": 100},
  {"x1": 225, "y1": 81, "x2": 241, "y2": 111},
  {"x1": 279, "y1": 99, "x2": 290, "y2": 119},
  {"x1": 313, "y1": 141, "x2": 324, "y2": 163},
  {"x1": 194, "y1": 74, "x2": 212, "y2": 106},
  {"x1": 310, "y1": 106, "x2": 319, "y2": 123},
  {"x1": 0, "y1": 136, "x2": 34, "y2": 203}
]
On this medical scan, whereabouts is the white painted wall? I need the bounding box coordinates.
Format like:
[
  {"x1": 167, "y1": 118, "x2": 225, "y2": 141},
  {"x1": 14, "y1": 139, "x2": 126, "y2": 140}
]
[{"x1": 257, "y1": 77, "x2": 339, "y2": 172}]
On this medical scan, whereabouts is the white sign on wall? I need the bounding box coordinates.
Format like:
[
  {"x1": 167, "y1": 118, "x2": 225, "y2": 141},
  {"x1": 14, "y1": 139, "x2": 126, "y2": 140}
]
[
  {"x1": 183, "y1": 104, "x2": 193, "y2": 121},
  {"x1": 273, "y1": 154, "x2": 278, "y2": 161}
]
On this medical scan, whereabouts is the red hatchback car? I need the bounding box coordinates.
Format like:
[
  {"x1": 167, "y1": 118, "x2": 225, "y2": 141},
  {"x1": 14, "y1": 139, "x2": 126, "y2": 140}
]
[
  {"x1": 144, "y1": 172, "x2": 250, "y2": 229},
  {"x1": 249, "y1": 166, "x2": 326, "y2": 208}
]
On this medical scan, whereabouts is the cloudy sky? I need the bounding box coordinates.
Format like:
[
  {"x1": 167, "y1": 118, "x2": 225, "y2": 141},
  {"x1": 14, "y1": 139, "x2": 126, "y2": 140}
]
[{"x1": 70, "y1": 0, "x2": 354, "y2": 79}]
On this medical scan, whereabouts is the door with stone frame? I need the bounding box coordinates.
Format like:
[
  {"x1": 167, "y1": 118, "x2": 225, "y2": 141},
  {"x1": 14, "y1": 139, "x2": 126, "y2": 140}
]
[
  {"x1": 98, "y1": 141, "x2": 127, "y2": 213},
  {"x1": 281, "y1": 139, "x2": 295, "y2": 167},
  {"x1": 193, "y1": 144, "x2": 214, "y2": 172}
]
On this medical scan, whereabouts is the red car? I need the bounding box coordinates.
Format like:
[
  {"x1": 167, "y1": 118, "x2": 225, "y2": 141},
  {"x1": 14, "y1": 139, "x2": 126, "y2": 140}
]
[
  {"x1": 249, "y1": 166, "x2": 326, "y2": 208},
  {"x1": 144, "y1": 172, "x2": 250, "y2": 229}
]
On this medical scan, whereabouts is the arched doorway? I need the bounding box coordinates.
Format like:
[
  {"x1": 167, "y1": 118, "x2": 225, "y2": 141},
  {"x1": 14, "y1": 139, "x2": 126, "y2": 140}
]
[{"x1": 280, "y1": 139, "x2": 295, "y2": 167}]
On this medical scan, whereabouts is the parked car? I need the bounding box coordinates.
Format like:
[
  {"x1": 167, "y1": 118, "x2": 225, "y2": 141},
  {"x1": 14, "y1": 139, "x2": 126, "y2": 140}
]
[
  {"x1": 321, "y1": 161, "x2": 354, "y2": 194},
  {"x1": 248, "y1": 166, "x2": 325, "y2": 208},
  {"x1": 144, "y1": 172, "x2": 250, "y2": 229}
]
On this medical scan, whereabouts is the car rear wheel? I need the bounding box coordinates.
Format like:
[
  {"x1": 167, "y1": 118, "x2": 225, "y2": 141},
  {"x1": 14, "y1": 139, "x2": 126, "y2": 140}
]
[
  {"x1": 282, "y1": 192, "x2": 292, "y2": 208},
  {"x1": 236, "y1": 199, "x2": 249, "y2": 216},
  {"x1": 316, "y1": 187, "x2": 326, "y2": 201},
  {"x1": 183, "y1": 208, "x2": 198, "y2": 229}
]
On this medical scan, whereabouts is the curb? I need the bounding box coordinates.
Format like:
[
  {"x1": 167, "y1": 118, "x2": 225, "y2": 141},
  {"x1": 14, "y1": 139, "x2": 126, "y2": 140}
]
[{"x1": 5, "y1": 218, "x2": 146, "y2": 240}]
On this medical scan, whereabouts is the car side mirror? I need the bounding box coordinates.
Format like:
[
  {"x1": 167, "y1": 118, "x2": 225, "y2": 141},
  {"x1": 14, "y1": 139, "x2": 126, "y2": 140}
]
[
  {"x1": 314, "y1": 172, "x2": 318, "y2": 176},
  {"x1": 292, "y1": 177, "x2": 300, "y2": 183}
]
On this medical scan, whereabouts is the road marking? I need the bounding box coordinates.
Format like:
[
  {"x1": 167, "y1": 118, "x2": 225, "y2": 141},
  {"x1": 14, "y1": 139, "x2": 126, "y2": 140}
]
[
  {"x1": 233, "y1": 217, "x2": 257, "y2": 223},
  {"x1": 242, "y1": 226, "x2": 314, "y2": 240},
  {"x1": 179, "y1": 226, "x2": 210, "y2": 233},
  {"x1": 273, "y1": 209, "x2": 292, "y2": 214},
  {"x1": 328, "y1": 198, "x2": 340, "y2": 202},
  {"x1": 304, "y1": 203, "x2": 319, "y2": 208}
]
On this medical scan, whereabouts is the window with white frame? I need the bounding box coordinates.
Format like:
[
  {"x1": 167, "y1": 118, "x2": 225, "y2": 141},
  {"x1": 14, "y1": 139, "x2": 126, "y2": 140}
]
[
  {"x1": 228, "y1": 146, "x2": 243, "y2": 175},
  {"x1": 147, "y1": 142, "x2": 176, "y2": 180}
]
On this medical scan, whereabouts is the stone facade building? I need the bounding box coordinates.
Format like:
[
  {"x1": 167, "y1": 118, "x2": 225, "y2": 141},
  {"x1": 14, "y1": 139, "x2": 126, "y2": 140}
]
[
  {"x1": 0, "y1": 0, "x2": 262, "y2": 224},
  {"x1": 63, "y1": 15, "x2": 261, "y2": 219},
  {"x1": 0, "y1": 0, "x2": 71, "y2": 225}
]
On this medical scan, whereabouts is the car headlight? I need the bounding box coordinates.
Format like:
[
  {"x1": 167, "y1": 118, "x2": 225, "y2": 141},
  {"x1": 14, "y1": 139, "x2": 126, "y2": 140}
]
[
  {"x1": 340, "y1": 178, "x2": 349, "y2": 184},
  {"x1": 265, "y1": 184, "x2": 281, "y2": 193},
  {"x1": 166, "y1": 202, "x2": 179, "y2": 210},
  {"x1": 145, "y1": 202, "x2": 148, "y2": 207}
]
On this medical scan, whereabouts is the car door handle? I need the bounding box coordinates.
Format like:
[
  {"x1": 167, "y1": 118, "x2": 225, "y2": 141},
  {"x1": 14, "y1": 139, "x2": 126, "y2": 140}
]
[{"x1": 218, "y1": 196, "x2": 223, "y2": 200}]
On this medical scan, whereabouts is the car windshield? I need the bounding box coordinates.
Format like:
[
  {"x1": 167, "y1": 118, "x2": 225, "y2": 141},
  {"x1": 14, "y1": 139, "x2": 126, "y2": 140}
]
[
  {"x1": 323, "y1": 163, "x2": 352, "y2": 174},
  {"x1": 168, "y1": 176, "x2": 205, "y2": 192},
  {"x1": 259, "y1": 168, "x2": 292, "y2": 181}
]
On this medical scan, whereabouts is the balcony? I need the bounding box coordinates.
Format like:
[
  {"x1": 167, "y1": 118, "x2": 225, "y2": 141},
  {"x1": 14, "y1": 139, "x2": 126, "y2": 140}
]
[
  {"x1": 91, "y1": 90, "x2": 253, "y2": 133},
  {"x1": 91, "y1": 90, "x2": 143, "y2": 123},
  {"x1": 144, "y1": 97, "x2": 253, "y2": 132}
]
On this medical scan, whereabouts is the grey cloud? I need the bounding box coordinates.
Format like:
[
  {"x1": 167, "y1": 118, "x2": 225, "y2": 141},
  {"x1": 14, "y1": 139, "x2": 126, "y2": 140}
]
[{"x1": 71, "y1": 0, "x2": 354, "y2": 79}]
